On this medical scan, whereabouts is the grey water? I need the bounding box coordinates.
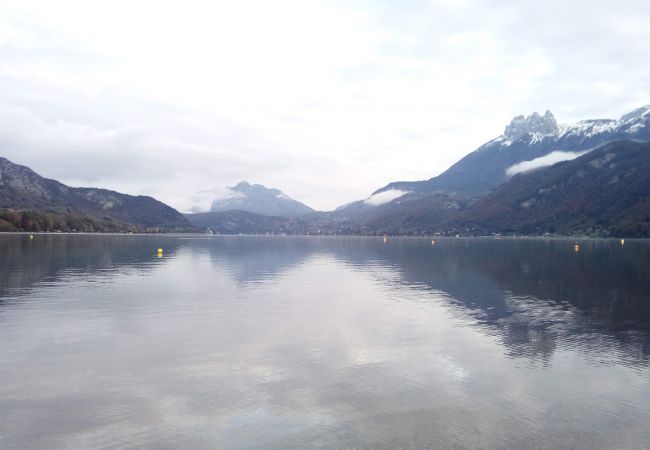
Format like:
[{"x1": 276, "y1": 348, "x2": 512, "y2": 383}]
[{"x1": 1, "y1": 235, "x2": 649, "y2": 449}]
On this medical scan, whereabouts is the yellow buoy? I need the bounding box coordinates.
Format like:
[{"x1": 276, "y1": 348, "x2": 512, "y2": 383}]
[
  {"x1": 157, "y1": 248, "x2": 164, "y2": 257},
  {"x1": 574, "y1": 244, "x2": 580, "y2": 252},
  {"x1": 620, "y1": 239, "x2": 625, "y2": 246}
]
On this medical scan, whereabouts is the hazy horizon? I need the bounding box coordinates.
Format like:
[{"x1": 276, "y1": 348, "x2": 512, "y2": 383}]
[{"x1": 1, "y1": 0, "x2": 649, "y2": 212}]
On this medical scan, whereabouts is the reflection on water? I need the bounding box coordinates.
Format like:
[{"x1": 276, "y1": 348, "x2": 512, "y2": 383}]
[{"x1": 0, "y1": 234, "x2": 649, "y2": 449}]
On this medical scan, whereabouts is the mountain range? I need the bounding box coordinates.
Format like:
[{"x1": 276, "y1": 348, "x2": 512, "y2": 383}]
[
  {"x1": 188, "y1": 105, "x2": 650, "y2": 237},
  {"x1": 2, "y1": 105, "x2": 650, "y2": 236},
  {"x1": 372, "y1": 105, "x2": 650, "y2": 197},
  {"x1": 348, "y1": 140, "x2": 649, "y2": 237}
]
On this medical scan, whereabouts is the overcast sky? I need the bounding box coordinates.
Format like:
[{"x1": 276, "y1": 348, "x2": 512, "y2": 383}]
[{"x1": 1, "y1": 0, "x2": 649, "y2": 212}]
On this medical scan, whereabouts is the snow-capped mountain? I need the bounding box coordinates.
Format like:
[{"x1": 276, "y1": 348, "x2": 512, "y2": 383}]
[
  {"x1": 373, "y1": 105, "x2": 650, "y2": 197},
  {"x1": 503, "y1": 110, "x2": 559, "y2": 140},
  {"x1": 209, "y1": 181, "x2": 314, "y2": 217}
]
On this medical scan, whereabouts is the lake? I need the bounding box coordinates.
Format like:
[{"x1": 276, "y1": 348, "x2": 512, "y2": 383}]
[{"x1": 1, "y1": 234, "x2": 649, "y2": 449}]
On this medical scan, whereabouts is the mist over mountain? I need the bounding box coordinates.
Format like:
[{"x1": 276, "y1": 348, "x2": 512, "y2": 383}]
[{"x1": 209, "y1": 181, "x2": 314, "y2": 216}]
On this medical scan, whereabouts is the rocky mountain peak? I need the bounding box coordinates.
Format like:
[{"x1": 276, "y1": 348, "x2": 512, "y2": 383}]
[{"x1": 504, "y1": 110, "x2": 559, "y2": 140}]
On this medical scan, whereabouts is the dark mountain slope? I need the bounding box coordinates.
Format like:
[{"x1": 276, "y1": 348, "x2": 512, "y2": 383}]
[
  {"x1": 318, "y1": 191, "x2": 467, "y2": 235},
  {"x1": 457, "y1": 140, "x2": 650, "y2": 237},
  {"x1": 0, "y1": 157, "x2": 191, "y2": 232}
]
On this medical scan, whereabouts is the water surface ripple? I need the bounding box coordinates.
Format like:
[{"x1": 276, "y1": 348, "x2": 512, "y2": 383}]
[{"x1": 0, "y1": 235, "x2": 649, "y2": 449}]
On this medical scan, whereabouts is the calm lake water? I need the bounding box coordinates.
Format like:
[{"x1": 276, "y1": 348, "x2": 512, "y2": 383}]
[{"x1": 1, "y1": 234, "x2": 649, "y2": 449}]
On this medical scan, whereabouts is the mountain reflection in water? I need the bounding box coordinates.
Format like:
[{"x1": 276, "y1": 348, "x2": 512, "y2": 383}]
[{"x1": 0, "y1": 235, "x2": 649, "y2": 449}]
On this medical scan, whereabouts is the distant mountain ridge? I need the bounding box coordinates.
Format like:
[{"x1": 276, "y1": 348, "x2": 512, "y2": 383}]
[
  {"x1": 210, "y1": 181, "x2": 314, "y2": 216},
  {"x1": 372, "y1": 105, "x2": 650, "y2": 198},
  {"x1": 0, "y1": 157, "x2": 191, "y2": 232}
]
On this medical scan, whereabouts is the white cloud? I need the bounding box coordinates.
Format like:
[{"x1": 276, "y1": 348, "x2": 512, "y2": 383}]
[
  {"x1": 0, "y1": 0, "x2": 649, "y2": 211},
  {"x1": 506, "y1": 151, "x2": 589, "y2": 176},
  {"x1": 364, "y1": 189, "x2": 409, "y2": 206}
]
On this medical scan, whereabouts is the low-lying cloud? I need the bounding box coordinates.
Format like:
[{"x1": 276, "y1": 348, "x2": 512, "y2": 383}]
[
  {"x1": 506, "y1": 151, "x2": 589, "y2": 176},
  {"x1": 364, "y1": 189, "x2": 409, "y2": 206}
]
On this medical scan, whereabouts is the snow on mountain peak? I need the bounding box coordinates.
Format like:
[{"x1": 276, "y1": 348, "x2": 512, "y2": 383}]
[
  {"x1": 504, "y1": 110, "x2": 559, "y2": 140},
  {"x1": 494, "y1": 105, "x2": 650, "y2": 147},
  {"x1": 558, "y1": 119, "x2": 618, "y2": 139},
  {"x1": 620, "y1": 105, "x2": 650, "y2": 122}
]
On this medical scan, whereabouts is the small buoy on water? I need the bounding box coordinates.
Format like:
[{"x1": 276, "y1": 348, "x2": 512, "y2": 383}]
[
  {"x1": 157, "y1": 248, "x2": 164, "y2": 257},
  {"x1": 383, "y1": 236, "x2": 387, "y2": 243},
  {"x1": 620, "y1": 239, "x2": 625, "y2": 246},
  {"x1": 29, "y1": 234, "x2": 34, "y2": 240},
  {"x1": 431, "y1": 240, "x2": 435, "y2": 245},
  {"x1": 574, "y1": 244, "x2": 580, "y2": 252}
]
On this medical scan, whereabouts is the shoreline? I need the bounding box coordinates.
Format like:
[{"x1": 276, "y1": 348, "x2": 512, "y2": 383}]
[{"x1": 0, "y1": 231, "x2": 644, "y2": 240}]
